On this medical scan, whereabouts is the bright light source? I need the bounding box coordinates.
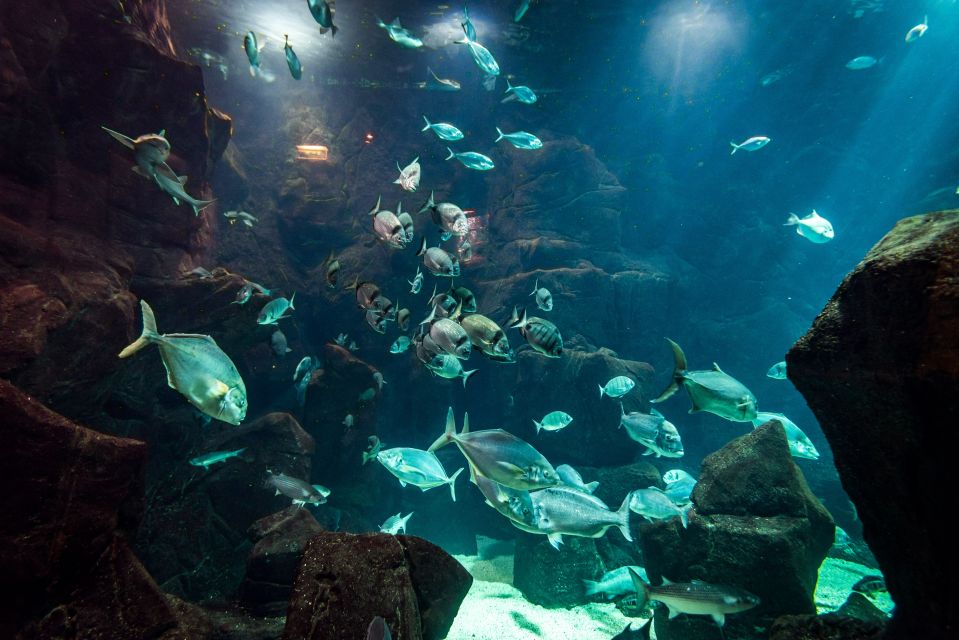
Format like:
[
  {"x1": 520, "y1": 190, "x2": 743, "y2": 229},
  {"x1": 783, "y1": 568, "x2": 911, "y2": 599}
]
[{"x1": 296, "y1": 145, "x2": 329, "y2": 161}]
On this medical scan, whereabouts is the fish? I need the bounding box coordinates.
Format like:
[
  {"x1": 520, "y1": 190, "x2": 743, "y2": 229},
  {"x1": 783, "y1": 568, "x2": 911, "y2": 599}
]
[
  {"x1": 509, "y1": 307, "x2": 564, "y2": 357},
  {"x1": 456, "y1": 38, "x2": 500, "y2": 77},
  {"x1": 187, "y1": 47, "x2": 229, "y2": 79},
  {"x1": 445, "y1": 148, "x2": 494, "y2": 171},
  {"x1": 502, "y1": 79, "x2": 537, "y2": 104},
  {"x1": 619, "y1": 404, "x2": 684, "y2": 458},
  {"x1": 729, "y1": 136, "x2": 770, "y2": 154},
  {"x1": 324, "y1": 251, "x2": 340, "y2": 288},
  {"x1": 845, "y1": 56, "x2": 878, "y2": 70},
  {"x1": 295, "y1": 369, "x2": 312, "y2": 407},
  {"x1": 417, "y1": 238, "x2": 460, "y2": 277},
  {"x1": 905, "y1": 15, "x2": 928, "y2": 43},
  {"x1": 265, "y1": 470, "x2": 330, "y2": 507},
  {"x1": 223, "y1": 210, "x2": 258, "y2": 227},
  {"x1": 100, "y1": 126, "x2": 175, "y2": 184},
  {"x1": 428, "y1": 318, "x2": 472, "y2": 359},
  {"x1": 599, "y1": 376, "x2": 635, "y2": 398},
  {"x1": 366, "y1": 616, "x2": 391, "y2": 640},
  {"x1": 248, "y1": 281, "x2": 272, "y2": 297},
  {"x1": 358, "y1": 388, "x2": 376, "y2": 402},
  {"x1": 461, "y1": 314, "x2": 515, "y2": 363},
  {"x1": 461, "y1": 5, "x2": 477, "y2": 42},
  {"x1": 334, "y1": 333, "x2": 349, "y2": 346},
  {"x1": 472, "y1": 471, "x2": 537, "y2": 527},
  {"x1": 189, "y1": 448, "x2": 247, "y2": 469},
  {"x1": 380, "y1": 512, "x2": 413, "y2": 535},
  {"x1": 294, "y1": 356, "x2": 314, "y2": 383},
  {"x1": 150, "y1": 167, "x2": 215, "y2": 215},
  {"x1": 342, "y1": 414, "x2": 354, "y2": 428},
  {"x1": 373, "y1": 372, "x2": 386, "y2": 391},
  {"x1": 458, "y1": 240, "x2": 473, "y2": 261},
  {"x1": 426, "y1": 67, "x2": 461, "y2": 91},
  {"x1": 390, "y1": 336, "x2": 411, "y2": 354},
  {"x1": 370, "y1": 197, "x2": 410, "y2": 248},
  {"x1": 514, "y1": 0, "x2": 532, "y2": 23},
  {"x1": 307, "y1": 0, "x2": 338, "y2": 37},
  {"x1": 365, "y1": 308, "x2": 388, "y2": 334},
  {"x1": 283, "y1": 35, "x2": 302, "y2": 80},
  {"x1": 397, "y1": 211, "x2": 415, "y2": 245},
  {"x1": 184, "y1": 267, "x2": 213, "y2": 279},
  {"x1": 362, "y1": 435, "x2": 383, "y2": 465},
  {"x1": 450, "y1": 286, "x2": 477, "y2": 313},
  {"x1": 628, "y1": 570, "x2": 760, "y2": 628},
  {"x1": 482, "y1": 74, "x2": 497, "y2": 91},
  {"x1": 119, "y1": 300, "x2": 247, "y2": 425},
  {"x1": 376, "y1": 447, "x2": 463, "y2": 500},
  {"x1": 609, "y1": 620, "x2": 651, "y2": 640},
  {"x1": 760, "y1": 69, "x2": 787, "y2": 87},
  {"x1": 419, "y1": 191, "x2": 469, "y2": 238},
  {"x1": 243, "y1": 31, "x2": 263, "y2": 77},
  {"x1": 351, "y1": 278, "x2": 383, "y2": 310},
  {"x1": 376, "y1": 17, "x2": 424, "y2": 49},
  {"x1": 270, "y1": 330, "x2": 292, "y2": 357},
  {"x1": 394, "y1": 157, "x2": 421, "y2": 192},
  {"x1": 495, "y1": 127, "x2": 542, "y2": 150},
  {"x1": 397, "y1": 308, "x2": 411, "y2": 331},
  {"x1": 424, "y1": 352, "x2": 477, "y2": 386},
  {"x1": 766, "y1": 361, "x2": 787, "y2": 380},
  {"x1": 421, "y1": 116, "x2": 464, "y2": 142},
  {"x1": 348, "y1": 341, "x2": 358, "y2": 351},
  {"x1": 257, "y1": 294, "x2": 295, "y2": 325},
  {"x1": 852, "y1": 575, "x2": 887, "y2": 596},
  {"x1": 429, "y1": 408, "x2": 559, "y2": 491},
  {"x1": 584, "y1": 566, "x2": 649, "y2": 600},
  {"x1": 409, "y1": 267, "x2": 424, "y2": 294},
  {"x1": 629, "y1": 487, "x2": 689, "y2": 528},
  {"x1": 531, "y1": 486, "x2": 633, "y2": 549},
  {"x1": 555, "y1": 464, "x2": 598, "y2": 494},
  {"x1": 652, "y1": 339, "x2": 758, "y2": 422},
  {"x1": 663, "y1": 469, "x2": 697, "y2": 505},
  {"x1": 534, "y1": 411, "x2": 573, "y2": 433},
  {"x1": 529, "y1": 279, "x2": 553, "y2": 312},
  {"x1": 751, "y1": 412, "x2": 820, "y2": 460},
  {"x1": 233, "y1": 283, "x2": 255, "y2": 305},
  {"x1": 786, "y1": 210, "x2": 835, "y2": 243}
]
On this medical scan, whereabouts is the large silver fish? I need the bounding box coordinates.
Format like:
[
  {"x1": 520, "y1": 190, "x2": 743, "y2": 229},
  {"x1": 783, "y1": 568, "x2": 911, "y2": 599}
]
[
  {"x1": 652, "y1": 339, "x2": 757, "y2": 422},
  {"x1": 419, "y1": 191, "x2": 468, "y2": 238},
  {"x1": 471, "y1": 468, "x2": 537, "y2": 527},
  {"x1": 530, "y1": 486, "x2": 633, "y2": 550},
  {"x1": 394, "y1": 157, "x2": 421, "y2": 192},
  {"x1": 428, "y1": 317, "x2": 472, "y2": 360},
  {"x1": 429, "y1": 408, "x2": 558, "y2": 490},
  {"x1": 461, "y1": 314, "x2": 515, "y2": 363},
  {"x1": 416, "y1": 238, "x2": 460, "y2": 277},
  {"x1": 629, "y1": 487, "x2": 689, "y2": 528},
  {"x1": 119, "y1": 300, "x2": 247, "y2": 425},
  {"x1": 369, "y1": 196, "x2": 408, "y2": 249},
  {"x1": 619, "y1": 404, "x2": 684, "y2": 458},
  {"x1": 628, "y1": 570, "x2": 760, "y2": 628},
  {"x1": 264, "y1": 471, "x2": 330, "y2": 508},
  {"x1": 376, "y1": 447, "x2": 463, "y2": 500}
]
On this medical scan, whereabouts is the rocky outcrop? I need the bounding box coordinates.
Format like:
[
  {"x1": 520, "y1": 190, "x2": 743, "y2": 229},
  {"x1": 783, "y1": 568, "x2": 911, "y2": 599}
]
[
  {"x1": 513, "y1": 534, "x2": 606, "y2": 607},
  {"x1": 641, "y1": 422, "x2": 834, "y2": 640},
  {"x1": 283, "y1": 532, "x2": 472, "y2": 640},
  {"x1": 788, "y1": 211, "x2": 959, "y2": 640},
  {"x1": 768, "y1": 614, "x2": 885, "y2": 640}
]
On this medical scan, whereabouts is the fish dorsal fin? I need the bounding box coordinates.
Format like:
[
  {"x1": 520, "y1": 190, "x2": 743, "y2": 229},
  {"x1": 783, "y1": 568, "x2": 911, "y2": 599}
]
[
  {"x1": 391, "y1": 17, "x2": 401, "y2": 28},
  {"x1": 158, "y1": 129, "x2": 166, "y2": 137},
  {"x1": 661, "y1": 577, "x2": 674, "y2": 585},
  {"x1": 691, "y1": 579, "x2": 706, "y2": 585},
  {"x1": 178, "y1": 175, "x2": 188, "y2": 185},
  {"x1": 650, "y1": 407, "x2": 664, "y2": 418},
  {"x1": 462, "y1": 412, "x2": 470, "y2": 434},
  {"x1": 712, "y1": 362, "x2": 724, "y2": 373}
]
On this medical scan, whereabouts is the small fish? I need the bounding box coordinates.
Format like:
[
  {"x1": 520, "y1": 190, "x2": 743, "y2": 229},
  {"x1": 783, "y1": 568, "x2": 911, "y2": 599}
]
[
  {"x1": 584, "y1": 566, "x2": 649, "y2": 600},
  {"x1": 283, "y1": 35, "x2": 302, "y2": 80},
  {"x1": 185, "y1": 267, "x2": 213, "y2": 279},
  {"x1": 233, "y1": 283, "x2": 255, "y2": 305},
  {"x1": 376, "y1": 16, "x2": 423, "y2": 49},
  {"x1": 555, "y1": 464, "x2": 598, "y2": 494},
  {"x1": 422, "y1": 116, "x2": 464, "y2": 142},
  {"x1": 420, "y1": 191, "x2": 469, "y2": 238},
  {"x1": 271, "y1": 330, "x2": 292, "y2": 357},
  {"x1": 334, "y1": 333, "x2": 349, "y2": 347},
  {"x1": 358, "y1": 387, "x2": 375, "y2": 402},
  {"x1": 629, "y1": 487, "x2": 689, "y2": 528},
  {"x1": 531, "y1": 486, "x2": 633, "y2": 550},
  {"x1": 362, "y1": 435, "x2": 383, "y2": 465},
  {"x1": 599, "y1": 376, "x2": 635, "y2": 398},
  {"x1": 429, "y1": 317, "x2": 472, "y2": 360},
  {"x1": 390, "y1": 336, "x2": 411, "y2": 354},
  {"x1": 495, "y1": 127, "x2": 542, "y2": 150},
  {"x1": 369, "y1": 197, "x2": 410, "y2": 249},
  {"x1": 189, "y1": 447, "x2": 247, "y2": 469},
  {"x1": 343, "y1": 414, "x2": 354, "y2": 428},
  {"x1": 509, "y1": 307, "x2": 564, "y2": 358},
  {"x1": 628, "y1": 570, "x2": 760, "y2": 628},
  {"x1": 366, "y1": 308, "x2": 388, "y2": 334},
  {"x1": 150, "y1": 167, "x2": 215, "y2": 215},
  {"x1": 424, "y1": 352, "x2": 477, "y2": 386},
  {"x1": 397, "y1": 308, "x2": 411, "y2": 331},
  {"x1": 351, "y1": 277, "x2": 383, "y2": 310},
  {"x1": 445, "y1": 148, "x2": 494, "y2": 171},
  {"x1": 307, "y1": 0, "x2": 338, "y2": 37},
  {"x1": 534, "y1": 411, "x2": 573, "y2": 433},
  {"x1": 257, "y1": 294, "x2": 295, "y2": 325},
  {"x1": 456, "y1": 37, "x2": 500, "y2": 77},
  {"x1": 409, "y1": 267, "x2": 424, "y2": 294},
  {"x1": 348, "y1": 341, "x2": 358, "y2": 351},
  {"x1": 265, "y1": 471, "x2": 330, "y2": 508},
  {"x1": 461, "y1": 5, "x2": 477, "y2": 42},
  {"x1": 663, "y1": 469, "x2": 697, "y2": 505},
  {"x1": 187, "y1": 47, "x2": 228, "y2": 78},
  {"x1": 760, "y1": 69, "x2": 786, "y2": 86},
  {"x1": 652, "y1": 339, "x2": 758, "y2": 422},
  {"x1": 223, "y1": 210, "x2": 258, "y2": 227},
  {"x1": 380, "y1": 512, "x2": 413, "y2": 535},
  {"x1": 450, "y1": 286, "x2": 477, "y2": 313},
  {"x1": 373, "y1": 372, "x2": 386, "y2": 391},
  {"x1": 458, "y1": 240, "x2": 473, "y2": 262},
  {"x1": 905, "y1": 15, "x2": 928, "y2": 43},
  {"x1": 845, "y1": 56, "x2": 878, "y2": 70},
  {"x1": 243, "y1": 31, "x2": 263, "y2": 77},
  {"x1": 417, "y1": 238, "x2": 460, "y2": 277},
  {"x1": 324, "y1": 250, "x2": 340, "y2": 288},
  {"x1": 514, "y1": 0, "x2": 532, "y2": 23},
  {"x1": 751, "y1": 412, "x2": 820, "y2": 460},
  {"x1": 482, "y1": 74, "x2": 497, "y2": 91},
  {"x1": 852, "y1": 575, "x2": 887, "y2": 596},
  {"x1": 502, "y1": 79, "x2": 537, "y2": 104},
  {"x1": 729, "y1": 136, "x2": 770, "y2": 154},
  {"x1": 766, "y1": 361, "x2": 787, "y2": 380},
  {"x1": 119, "y1": 301, "x2": 247, "y2": 425},
  {"x1": 366, "y1": 616, "x2": 391, "y2": 640},
  {"x1": 461, "y1": 314, "x2": 514, "y2": 363},
  {"x1": 786, "y1": 210, "x2": 835, "y2": 243},
  {"x1": 529, "y1": 279, "x2": 553, "y2": 311},
  {"x1": 376, "y1": 447, "x2": 463, "y2": 500},
  {"x1": 294, "y1": 356, "x2": 314, "y2": 383},
  {"x1": 429, "y1": 408, "x2": 559, "y2": 491},
  {"x1": 394, "y1": 157, "x2": 421, "y2": 192},
  {"x1": 426, "y1": 67, "x2": 461, "y2": 91},
  {"x1": 619, "y1": 405, "x2": 684, "y2": 458}
]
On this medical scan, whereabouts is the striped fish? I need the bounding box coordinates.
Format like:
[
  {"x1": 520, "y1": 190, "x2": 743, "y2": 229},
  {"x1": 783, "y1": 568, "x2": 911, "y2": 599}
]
[
  {"x1": 628, "y1": 569, "x2": 759, "y2": 627},
  {"x1": 264, "y1": 471, "x2": 329, "y2": 507},
  {"x1": 509, "y1": 307, "x2": 563, "y2": 357}
]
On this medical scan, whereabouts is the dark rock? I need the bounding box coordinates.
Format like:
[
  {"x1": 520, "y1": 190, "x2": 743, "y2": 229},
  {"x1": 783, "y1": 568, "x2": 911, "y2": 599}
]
[
  {"x1": 513, "y1": 533, "x2": 605, "y2": 607},
  {"x1": 836, "y1": 593, "x2": 890, "y2": 625},
  {"x1": 283, "y1": 532, "x2": 472, "y2": 640},
  {"x1": 239, "y1": 507, "x2": 325, "y2": 615},
  {"x1": 642, "y1": 422, "x2": 835, "y2": 640},
  {"x1": 788, "y1": 211, "x2": 959, "y2": 640},
  {"x1": 769, "y1": 613, "x2": 885, "y2": 640}
]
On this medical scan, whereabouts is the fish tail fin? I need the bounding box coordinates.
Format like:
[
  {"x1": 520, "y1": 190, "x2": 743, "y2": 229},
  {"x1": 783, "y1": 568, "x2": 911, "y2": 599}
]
[
  {"x1": 530, "y1": 278, "x2": 538, "y2": 296},
  {"x1": 418, "y1": 190, "x2": 435, "y2": 214},
  {"x1": 422, "y1": 115, "x2": 431, "y2": 131},
  {"x1": 101, "y1": 126, "x2": 135, "y2": 149},
  {"x1": 628, "y1": 568, "x2": 651, "y2": 609},
  {"x1": 680, "y1": 506, "x2": 690, "y2": 529},
  {"x1": 119, "y1": 300, "x2": 161, "y2": 358},
  {"x1": 585, "y1": 481, "x2": 600, "y2": 493},
  {"x1": 582, "y1": 579, "x2": 601, "y2": 597},
  {"x1": 461, "y1": 369, "x2": 477, "y2": 387},
  {"x1": 462, "y1": 412, "x2": 470, "y2": 434},
  {"x1": 416, "y1": 236, "x2": 428, "y2": 256},
  {"x1": 784, "y1": 213, "x2": 800, "y2": 226},
  {"x1": 599, "y1": 384, "x2": 605, "y2": 398},
  {"x1": 729, "y1": 141, "x2": 738, "y2": 155},
  {"x1": 191, "y1": 198, "x2": 215, "y2": 216},
  {"x1": 652, "y1": 338, "x2": 686, "y2": 404},
  {"x1": 447, "y1": 467, "x2": 464, "y2": 501},
  {"x1": 428, "y1": 406, "x2": 457, "y2": 452},
  {"x1": 369, "y1": 195, "x2": 382, "y2": 216},
  {"x1": 445, "y1": 147, "x2": 455, "y2": 161},
  {"x1": 331, "y1": 25, "x2": 339, "y2": 38},
  {"x1": 533, "y1": 419, "x2": 541, "y2": 433},
  {"x1": 289, "y1": 292, "x2": 296, "y2": 309},
  {"x1": 508, "y1": 306, "x2": 526, "y2": 329},
  {"x1": 496, "y1": 127, "x2": 505, "y2": 142},
  {"x1": 616, "y1": 493, "x2": 633, "y2": 542},
  {"x1": 506, "y1": 79, "x2": 514, "y2": 92}
]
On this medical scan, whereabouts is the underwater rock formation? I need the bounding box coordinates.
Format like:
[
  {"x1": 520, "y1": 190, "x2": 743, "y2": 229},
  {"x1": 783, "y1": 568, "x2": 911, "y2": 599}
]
[
  {"x1": 788, "y1": 211, "x2": 959, "y2": 640},
  {"x1": 768, "y1": 613, "x2": 885, "y2": 640},
  {"x1": 642, "y1": 421, "x2": 834, "y2": 640},
  {"x1": 284, "y1": 532, "x2": 472, "y2": 640},
  {"x1": 513, "y1": 535, "x2": 606, "y2": 607}
]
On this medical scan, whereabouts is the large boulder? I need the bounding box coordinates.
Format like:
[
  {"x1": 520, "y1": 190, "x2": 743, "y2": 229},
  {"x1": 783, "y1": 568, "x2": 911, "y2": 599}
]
[
  {"x1": 512, "y1": 534, "x2": 606, "y2": 607},
  {"x1": 641, "y1": 422, "x2": 835, "y2": 640},
  {"x1": 283, "y1": 532, "x2": 472, "y2": 640},
  {"x1": 788, "y1": 211, "x2": 959, "y2": 640}
]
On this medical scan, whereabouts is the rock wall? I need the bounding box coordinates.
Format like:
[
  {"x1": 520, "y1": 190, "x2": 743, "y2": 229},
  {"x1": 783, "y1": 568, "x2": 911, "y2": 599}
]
[{"x1": 788, "y1": 211, "x2": 959, "y2": 640}]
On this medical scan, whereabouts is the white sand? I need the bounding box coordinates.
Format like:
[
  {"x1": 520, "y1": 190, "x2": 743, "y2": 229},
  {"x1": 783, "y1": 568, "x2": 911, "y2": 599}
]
[{"x1": 815, "y1": 557, "x2": 895, "y2": 615}]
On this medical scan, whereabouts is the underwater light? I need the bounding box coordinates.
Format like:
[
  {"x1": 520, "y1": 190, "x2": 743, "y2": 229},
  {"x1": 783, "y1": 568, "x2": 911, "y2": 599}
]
[{"x1": 296, "y1": 145, "x2": 329, "y2": 161}]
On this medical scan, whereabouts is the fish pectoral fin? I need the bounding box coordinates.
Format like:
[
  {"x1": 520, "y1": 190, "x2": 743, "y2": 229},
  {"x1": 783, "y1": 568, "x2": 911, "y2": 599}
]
[
  {"x1": 495, "y1": 460, "x2": 526, "y2": 478},
  {"x1": 547, "y1": 533, "x2": 563, "y2": 550},
  {"x1": 711, "y1": 613, "x2": 726, "y2": 627},
  {"x1": 712, "y1": 362, "x2": 725, "y2": 373},
  {"x1": 667, "y1": 606, "x2": 681, "y2": 620},
  {"x1": 398, "y1": 480, "x2": 407, "y2": 487}
]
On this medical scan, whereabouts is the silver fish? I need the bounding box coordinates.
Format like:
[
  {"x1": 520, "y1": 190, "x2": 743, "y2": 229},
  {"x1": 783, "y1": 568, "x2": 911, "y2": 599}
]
[
  {"x1": 495, "y1": 128, "x2": 542, "y2": 149},
  {"x1": 556, "y1": 464, "x2": 598, "y2": 494},
  {"x1": 619, "y1": 404, "x2": 684, "y2": 458},
  {"x1": 376, "y1": 447, "x2": 463, "y2": 500},
  {"x1": 324, "y1": 250, "x2": 341, "y2": 288},
  {"x1": 397, "y1": 211, "x2": 414, "y2": 245},
  {"x1": 629, "y1": 487, "x2": 689, "y2": 528},
  {"x1": 429, "y1": 408, "x2": 558, "y2": 491},
  {"x1": 628, "y1": 570, "x2": 760, "y2": 628},
  {"x1": 424, "y1": 352, "x2": 477, "y2": 386},
  {"x1": 584, "y1": 566, "x2": 649, "y2": 600},
  {"x1": 529, "y1": 278, "x2": 553, "y2": 311},
  {"x1": 752, "y1": 412, "x2": 820, "y2": 460},
  {"x1": 663, "y1": 469, "x2": 697, "y2": 505},
  {"x1": 417, "y1": 238, "x2": 460, "y2": 277},
  {"x1": 376, "y1": 17, "x2": 423, "y2": 49},
  {"x1": 426, "y1": 66, "x2": 461, "y2": 91},
  {"x1": 189, "y1": 447, "x2": 246, "y2": 469},
  {"x1": 461, "y1": 314, "x2": 514, "y2": 363},
  {"x1": 307, "y1": 0, "x2": 338, "y2": 37},
  {"x1": 471, "y1": 469, "x2": 537, "y2": 527},
  {"x1": 456, "y1": 37, "x2": 500, "y2": 76},
  {"x1": 421, "y1": 116, "x2": 464, "y2": 142},
  {"x1": 233, "y1": 283, "x2": 255, "y2": 305},
  {"x1": 502, "y1": 80, "x2": 537, "y2": 104},
  {"x1": 534, "y1": 411, "x2": 573, "y2": 433},
  {"x1": 265, "y1": 471, "x2": 330, "y2": 507},
  {"x1": 257, "y1": 294, "x2": 296, "y2": 326},
  {"x1": 429, "y1": 318, "x2": 472, "y2": 360},
  {"x1": 119, "y1": 300, "x2": 247, "y2": 425},
  {"x1": 397, "y1": 308, "x2": 410, "y2": 332},
  {"x1": 394, "y1": 157, "x2": 421, "y2": 192},
  {"x1": 419, "y1": 191, "x2": 468, "y2": 238},
  {"x1": 283, "y1": 34, "x2": 302, "y2": 79},
  {"x1": 362, "y1": 435, "x2": 383, "y2": 465},
  {"x1": 294, "y1": 356, "x2": 314, "y2": 383},
  {"x1": 271, "y1": 329, "x2": 292, "y2": 357},
  {"x1": 380, "y1": 512, "x2": 413, "y2": 535},
  {"x1": 390, "y1": 336, "x2": 411, "y2": 354},
  {"x1": 766, "y1": 360, "x2": 787, "y2": 380},
  {"x1": 509, "y1": 307, "x2": 563, "y2": 357},
  {"x1": 599, "y1": 376, "x2": 635, "y2": 398},
  {"x1": 531, "y1": 486, "x2": 633, "y2": 549},
  {"x1": 409, "y1": 267, "x2": 424, "y2": 294},
  {"x1": 445, "y1": 147, "x2": 494, "y2": 171},
  {"x1": 370, "y1": 196, "x2": 408, "y2": 249}
]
